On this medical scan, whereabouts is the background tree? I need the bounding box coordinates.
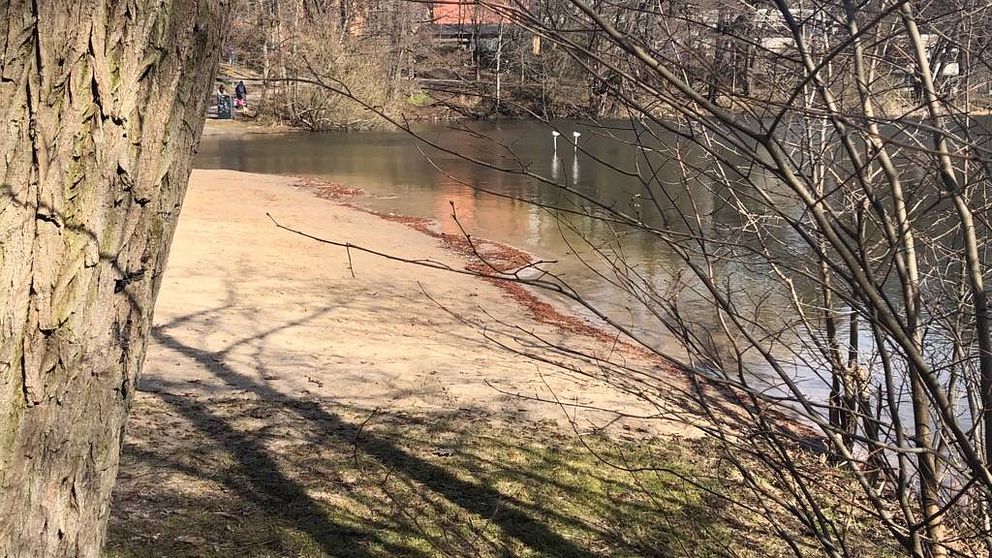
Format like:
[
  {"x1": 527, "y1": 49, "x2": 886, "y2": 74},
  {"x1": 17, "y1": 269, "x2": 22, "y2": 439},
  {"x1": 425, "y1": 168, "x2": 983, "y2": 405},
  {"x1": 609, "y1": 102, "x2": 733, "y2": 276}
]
[
  {"x1": 0, "y1": 2, "x2": 228, "y2": 556},
  {"x1": 483, "y1": 1, "x2": 992, "y2": 555},
  {"x1": 277, "y1": 0, "x2": 992, "y2": 555}
]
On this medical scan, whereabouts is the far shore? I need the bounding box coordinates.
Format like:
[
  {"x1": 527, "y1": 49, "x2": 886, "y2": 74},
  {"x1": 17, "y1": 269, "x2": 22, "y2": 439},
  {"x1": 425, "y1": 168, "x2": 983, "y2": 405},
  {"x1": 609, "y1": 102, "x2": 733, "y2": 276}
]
[{"x1": 201, "y1": 117, "x2": 299, "y2": 136}]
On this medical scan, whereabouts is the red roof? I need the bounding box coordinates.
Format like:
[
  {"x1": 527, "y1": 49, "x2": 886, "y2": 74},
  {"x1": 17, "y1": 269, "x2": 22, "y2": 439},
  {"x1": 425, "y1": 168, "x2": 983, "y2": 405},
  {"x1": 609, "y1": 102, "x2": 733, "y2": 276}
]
[{"x1": 432, "y1": 1, "x2": 505, "y2": 25}]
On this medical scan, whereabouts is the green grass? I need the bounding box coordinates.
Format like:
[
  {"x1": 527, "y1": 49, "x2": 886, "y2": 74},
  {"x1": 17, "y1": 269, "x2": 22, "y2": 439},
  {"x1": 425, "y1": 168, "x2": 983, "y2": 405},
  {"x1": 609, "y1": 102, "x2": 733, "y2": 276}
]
[
  {"x1": 104, "y1": 393, "x2": 883, "y2": 557},
  {"x1": 406, "y1": 91, "x2": 433, "y2": 107}
]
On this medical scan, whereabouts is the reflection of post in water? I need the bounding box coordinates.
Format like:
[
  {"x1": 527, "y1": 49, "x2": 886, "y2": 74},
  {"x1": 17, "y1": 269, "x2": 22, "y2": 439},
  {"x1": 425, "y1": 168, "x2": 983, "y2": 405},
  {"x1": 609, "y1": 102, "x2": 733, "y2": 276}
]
[
  {"x1": 571, "y1": 131, "x2": 582, "y2": 184},
  {"x1": 551, "y1": 152, "x2": 560, "y2": 181}
]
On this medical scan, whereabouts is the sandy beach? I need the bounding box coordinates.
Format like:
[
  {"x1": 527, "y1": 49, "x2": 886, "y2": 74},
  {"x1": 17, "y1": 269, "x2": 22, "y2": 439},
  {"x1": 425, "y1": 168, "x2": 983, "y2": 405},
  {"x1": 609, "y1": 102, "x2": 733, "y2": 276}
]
[
  {"x1": 104, "y1": 168, "x2": 711, "y2": 555},
  {"x1": 135, "y1": 169, "x2": 693, "y2": 434},
  {"x1": 104, "y1": 169, "x2": 814, "y2": 557}
]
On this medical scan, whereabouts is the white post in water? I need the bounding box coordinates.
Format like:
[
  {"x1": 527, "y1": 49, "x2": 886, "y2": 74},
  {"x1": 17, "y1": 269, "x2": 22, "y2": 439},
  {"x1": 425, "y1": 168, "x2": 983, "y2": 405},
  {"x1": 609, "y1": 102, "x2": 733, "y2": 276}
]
[
  {"x1": 572, "y1": 131, "x2": 581, "y2": 151},
  {"x1": 552, "y1": 130, "x2": 560, "y2": 153}
]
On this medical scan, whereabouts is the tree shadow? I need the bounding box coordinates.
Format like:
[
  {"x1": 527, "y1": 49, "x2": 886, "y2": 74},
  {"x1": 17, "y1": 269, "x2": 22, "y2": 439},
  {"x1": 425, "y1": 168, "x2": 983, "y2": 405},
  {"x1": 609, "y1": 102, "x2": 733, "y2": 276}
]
[
  {"x1": 108, "y1": 307, "x2": 730, "y2": 557},
  {"x1": 136, "y1": 392, "x2": 425, "y2": 557},
  {"x1": 146, "y1": 322, "x2": 603, "y2": 557}
]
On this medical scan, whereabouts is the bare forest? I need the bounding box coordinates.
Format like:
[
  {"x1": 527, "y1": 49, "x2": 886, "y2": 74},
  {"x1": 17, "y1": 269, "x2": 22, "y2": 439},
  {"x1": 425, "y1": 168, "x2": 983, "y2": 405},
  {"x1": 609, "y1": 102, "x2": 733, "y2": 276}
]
[
  {"x1": 6, "y1": 1, "x2": 992, "y2": 557},
  {"x1": 241, "y1": 1, "x2": 992, "y2": 556},
  {"x1": 226, "y1": 0, "x2": 992, "y2": 129}
]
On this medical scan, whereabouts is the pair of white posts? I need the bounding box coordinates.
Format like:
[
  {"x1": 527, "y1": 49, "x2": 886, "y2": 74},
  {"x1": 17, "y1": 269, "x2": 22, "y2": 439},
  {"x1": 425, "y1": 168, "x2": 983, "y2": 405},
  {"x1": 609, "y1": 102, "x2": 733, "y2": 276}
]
[
  {"x1": 551, "y1": 130, "x2": 581, "y2": 153},
  {"x1": 550, "y1": 130, "x2": 582, "y2": 183}
]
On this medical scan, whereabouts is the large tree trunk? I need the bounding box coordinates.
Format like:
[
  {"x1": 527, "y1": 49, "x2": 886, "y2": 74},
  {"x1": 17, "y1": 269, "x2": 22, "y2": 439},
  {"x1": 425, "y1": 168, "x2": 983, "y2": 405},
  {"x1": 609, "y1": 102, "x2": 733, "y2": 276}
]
[{"x1": 0, "y1": 2, "x2": 226, "y2": 555}]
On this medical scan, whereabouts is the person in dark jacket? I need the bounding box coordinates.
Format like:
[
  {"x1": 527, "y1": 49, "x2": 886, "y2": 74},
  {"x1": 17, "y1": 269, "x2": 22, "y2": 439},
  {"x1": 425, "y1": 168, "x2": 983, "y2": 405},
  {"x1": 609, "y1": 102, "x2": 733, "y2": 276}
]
[{"x1": 235, "y1": 80, "x2": 247, "y2": 109}]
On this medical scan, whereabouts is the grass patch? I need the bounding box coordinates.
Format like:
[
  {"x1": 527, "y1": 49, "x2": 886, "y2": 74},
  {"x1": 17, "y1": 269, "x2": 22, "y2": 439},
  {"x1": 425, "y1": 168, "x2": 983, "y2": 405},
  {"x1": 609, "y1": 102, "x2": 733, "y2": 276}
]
[
  {"x1": 106, "y1": 393, "x2": 887, "y2": 557},
  {"x1": 407, "y1": 91, "x2": 433, "y2": 107}
]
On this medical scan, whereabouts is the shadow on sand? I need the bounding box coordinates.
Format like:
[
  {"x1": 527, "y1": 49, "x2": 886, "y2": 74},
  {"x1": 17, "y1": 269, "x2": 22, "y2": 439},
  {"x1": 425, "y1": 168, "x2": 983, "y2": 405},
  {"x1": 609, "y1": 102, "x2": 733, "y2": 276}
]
[{"x1": 106, "y1": 307, "x2": 731, "y2": 557}]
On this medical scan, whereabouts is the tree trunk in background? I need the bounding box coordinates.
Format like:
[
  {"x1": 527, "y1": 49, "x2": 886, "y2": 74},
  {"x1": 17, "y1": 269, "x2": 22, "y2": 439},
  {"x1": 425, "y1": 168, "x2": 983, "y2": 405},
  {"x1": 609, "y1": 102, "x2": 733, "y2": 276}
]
[{"x1": 0, "y1": 2, "x2": 227, "y2": 556}]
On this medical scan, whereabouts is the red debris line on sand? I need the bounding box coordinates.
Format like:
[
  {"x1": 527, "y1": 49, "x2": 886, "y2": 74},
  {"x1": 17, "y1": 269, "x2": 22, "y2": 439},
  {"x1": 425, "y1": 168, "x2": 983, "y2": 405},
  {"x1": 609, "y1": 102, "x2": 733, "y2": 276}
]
[
  {"x1": 484, "y1": 270, "x2": 674, "y2": 368},
  {"x1": 343, "y1": 205, "x2": 532, "y2": 271},
  {"x1": 294, "y1": 177, "x2": 365, "y2": 200},
  {"x1": 474, "y1": 269, "x2": 606, "y2": 338},
  {"x1": 288, "y1": 184, "x2": 815, "y2": 432},
  {"x1": 339, "y1": 204, "x2": 675, "y2": 369}
]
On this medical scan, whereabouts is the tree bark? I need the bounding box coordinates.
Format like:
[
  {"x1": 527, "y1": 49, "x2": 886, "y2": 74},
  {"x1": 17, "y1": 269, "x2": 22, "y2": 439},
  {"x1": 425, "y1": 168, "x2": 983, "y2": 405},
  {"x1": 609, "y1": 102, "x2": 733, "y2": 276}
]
[{"x1": 0, "y1": 2, "x2": 227, "y2": 556}]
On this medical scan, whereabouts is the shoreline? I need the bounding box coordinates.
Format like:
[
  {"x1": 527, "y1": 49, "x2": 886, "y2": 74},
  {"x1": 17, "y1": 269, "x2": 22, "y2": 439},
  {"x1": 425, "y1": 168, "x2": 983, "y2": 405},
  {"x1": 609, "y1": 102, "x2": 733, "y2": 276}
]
[
  {"x1": 107, "y1": 171, "x2": 837, "y2": 558},
  {"x1": 294, "y1": 177, "x2": 681, "y2": 373},
  {"x1": 291, "y1": 175, "x2": 820, "y2": 444},
  {"x1": 141, "y1": 169, "x2": 698, "y2": 437},
  {"x1": 203, "y1": 102, "x2": 992, "y2": 138}
]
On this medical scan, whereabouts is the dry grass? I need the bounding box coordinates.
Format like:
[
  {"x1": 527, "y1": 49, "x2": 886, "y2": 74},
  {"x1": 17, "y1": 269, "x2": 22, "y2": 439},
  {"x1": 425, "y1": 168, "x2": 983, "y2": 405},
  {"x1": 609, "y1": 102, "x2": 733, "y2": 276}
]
[{"x1": 105, "y1": 391, "x2": 805, "y2": 558}]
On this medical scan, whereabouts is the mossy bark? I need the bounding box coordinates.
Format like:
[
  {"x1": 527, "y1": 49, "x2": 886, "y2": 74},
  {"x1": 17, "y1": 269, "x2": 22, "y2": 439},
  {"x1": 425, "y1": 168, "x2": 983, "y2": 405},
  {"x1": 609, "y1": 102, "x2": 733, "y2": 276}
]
[{"x1": 0, "y1": 2, "x2": 227, "y2": 555}]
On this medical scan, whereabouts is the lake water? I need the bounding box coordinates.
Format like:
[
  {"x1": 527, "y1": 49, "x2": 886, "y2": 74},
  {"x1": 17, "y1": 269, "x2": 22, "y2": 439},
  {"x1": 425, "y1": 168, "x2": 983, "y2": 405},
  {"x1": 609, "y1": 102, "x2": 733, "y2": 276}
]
[{"x1": 195, "y1": 120, "x2": 825, "y2": 397}]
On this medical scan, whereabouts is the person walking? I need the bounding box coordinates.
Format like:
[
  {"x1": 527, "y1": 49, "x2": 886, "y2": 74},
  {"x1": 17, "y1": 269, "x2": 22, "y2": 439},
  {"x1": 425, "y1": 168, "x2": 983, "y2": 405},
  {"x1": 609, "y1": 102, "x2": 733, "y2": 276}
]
[
  {"x1": 235, "y1": 80, "x2": 248, "y2": 110},
  {"x1": 215, "y1": 83, "x2": 232, "y2": 119}
]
